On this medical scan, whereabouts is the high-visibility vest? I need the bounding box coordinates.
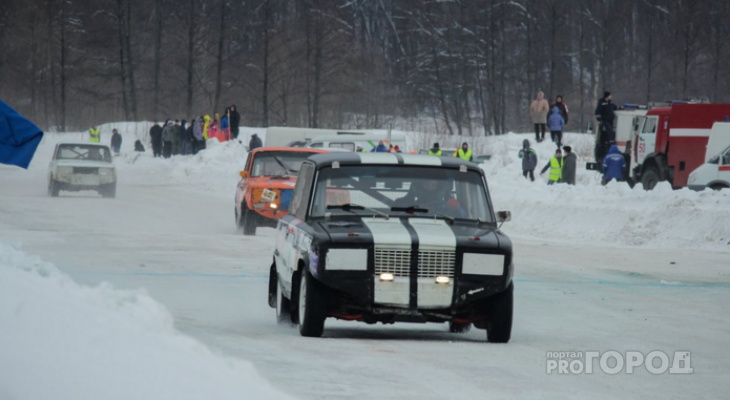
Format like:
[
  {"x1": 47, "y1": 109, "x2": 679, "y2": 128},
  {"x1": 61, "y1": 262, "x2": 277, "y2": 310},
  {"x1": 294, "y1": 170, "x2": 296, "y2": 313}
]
[
  {"x1": 428, "y1": 149, "x2": 442, "y2": 156},
  {"x1": 454, "y1": 148, "x2": 472, "y2": 161},
  {"x1": 549, "y1": 157, "x2": 563, "y2": 182},
  {"x1": 89, "y1": 127, "x2": 100, "y2": 143}
]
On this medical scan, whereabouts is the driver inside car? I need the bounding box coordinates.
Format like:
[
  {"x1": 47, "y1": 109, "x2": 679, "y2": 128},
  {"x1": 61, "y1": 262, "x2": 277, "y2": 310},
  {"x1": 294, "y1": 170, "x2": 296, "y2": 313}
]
[{"x1": 394, "y1": 177, "x2": 466, "y2": 218}]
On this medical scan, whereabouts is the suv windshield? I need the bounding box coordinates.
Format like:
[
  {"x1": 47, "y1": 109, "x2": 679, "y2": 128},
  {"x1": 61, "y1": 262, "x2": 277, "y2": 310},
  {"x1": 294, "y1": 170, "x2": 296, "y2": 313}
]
[
  {"x1": 310, "y1": 165, "x2": 493, "y2": 222},
  {"x1": 55, "y1": 144, "x2": 112, "y2": 162},
  {"x1": 251, "y1": 152, "x2": 316, "y2": 177}
]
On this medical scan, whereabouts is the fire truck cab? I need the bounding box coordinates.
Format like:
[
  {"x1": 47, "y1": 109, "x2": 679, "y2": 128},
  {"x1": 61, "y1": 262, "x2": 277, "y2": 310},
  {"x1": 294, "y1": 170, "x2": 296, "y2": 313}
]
[{"x1": 631, "y1": 103, "x2": 730, "y2": 190}]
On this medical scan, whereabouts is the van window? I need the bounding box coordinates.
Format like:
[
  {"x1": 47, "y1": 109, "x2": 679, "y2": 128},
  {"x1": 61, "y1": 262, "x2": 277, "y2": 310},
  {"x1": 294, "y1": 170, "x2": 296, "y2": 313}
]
[
  {"x1": 723, "y1": 147, "x2": 730, "y2": 165},
  {"x1": 329, "y1": 142, "x2": 355, "y2": 151},
  {"x1": 310, "y1": 142, "x2": 323, "y2": 148}
]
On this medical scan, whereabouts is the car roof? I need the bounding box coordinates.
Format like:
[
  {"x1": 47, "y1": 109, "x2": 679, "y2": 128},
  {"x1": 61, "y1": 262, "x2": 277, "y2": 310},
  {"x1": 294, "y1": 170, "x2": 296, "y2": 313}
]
[
  {"x1": 55, "y1": 142, "x2": 111, "y2": 149},
  {"x1": 250, "y1": 146, "x2": 329, "y2": 155},
  {"x1": 306, "y1": 152, "x2": 481, "y2": 170}
]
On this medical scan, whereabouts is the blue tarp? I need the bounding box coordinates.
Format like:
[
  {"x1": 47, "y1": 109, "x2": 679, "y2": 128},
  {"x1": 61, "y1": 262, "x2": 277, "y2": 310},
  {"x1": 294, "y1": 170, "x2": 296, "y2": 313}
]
[{"x1": 0, "y1": 99, "x2": 44, "y2": 169}]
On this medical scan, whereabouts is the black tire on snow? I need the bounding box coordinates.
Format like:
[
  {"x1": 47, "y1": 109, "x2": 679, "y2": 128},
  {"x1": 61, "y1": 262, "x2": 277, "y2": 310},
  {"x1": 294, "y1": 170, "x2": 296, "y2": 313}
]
[
  {"x1": 49, "y1": 179, "x2": 60, "y2": 197},
  {"x1": 710, "y1": 184, "x2": 728, "y2": 191},
  {"x1": 268, "y1": 263, "x2": 277, "y2": 308},
  {"x1": 449, "y1": 322, "x2": 472, "y2": 333},
  {"x1": 641, "y1": 168, "x2": 660, "y2": 191},
  {"x1": 297, "y1": 269, "x2": 327, "y2": 337},
  {"x1": 485, "y1": 282, "x2": 513, "y2": 343},
  {"x1": 241, "y1": 203, "x2": 257, "y2": 235}
]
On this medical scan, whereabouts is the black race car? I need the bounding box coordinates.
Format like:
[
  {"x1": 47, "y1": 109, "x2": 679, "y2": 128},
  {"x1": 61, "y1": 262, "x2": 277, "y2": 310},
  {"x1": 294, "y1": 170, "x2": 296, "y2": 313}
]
[{"x1": 268, "y1": 152, "x2": 514, "y2": 342}]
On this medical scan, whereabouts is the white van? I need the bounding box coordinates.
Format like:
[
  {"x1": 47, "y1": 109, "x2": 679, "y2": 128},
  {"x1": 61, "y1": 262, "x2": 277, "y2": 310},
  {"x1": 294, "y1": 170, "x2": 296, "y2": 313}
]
[
  {"x1": 687, "y1": 122, "x2": 730, "y2": 190},
  {"x1": 308, "y1": 132, "x2": 406, "y2": 152},
  {"x1": 264, "y1": 127, "x2": 368, "y2": 147}
]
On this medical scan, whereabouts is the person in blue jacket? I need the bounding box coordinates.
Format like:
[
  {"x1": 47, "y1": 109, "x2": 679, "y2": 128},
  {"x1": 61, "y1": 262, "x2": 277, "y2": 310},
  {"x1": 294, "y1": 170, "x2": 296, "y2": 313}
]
[
  {"x1": 371, "y1": 140, "x2": 388, "y2": 152},
  {"x1": 548, "y1": 106, "x2": 565, "y2": 147},
  {"x1": 602, "y1": 145, "x2": 626, "y2": 185}
]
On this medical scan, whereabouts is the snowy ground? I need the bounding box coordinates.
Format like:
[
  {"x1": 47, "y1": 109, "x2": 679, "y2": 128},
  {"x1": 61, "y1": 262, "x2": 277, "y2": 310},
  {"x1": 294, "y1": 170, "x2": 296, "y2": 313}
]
[{"x1": 1, "y1": 124, "x2": 729, "y2": 399}]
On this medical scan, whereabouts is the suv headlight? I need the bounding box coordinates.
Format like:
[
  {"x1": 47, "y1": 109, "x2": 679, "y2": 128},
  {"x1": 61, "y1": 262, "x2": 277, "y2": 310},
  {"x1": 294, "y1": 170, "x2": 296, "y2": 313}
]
[{"x1": 56, "y1": 166, "x2": 73, "y2": 178}]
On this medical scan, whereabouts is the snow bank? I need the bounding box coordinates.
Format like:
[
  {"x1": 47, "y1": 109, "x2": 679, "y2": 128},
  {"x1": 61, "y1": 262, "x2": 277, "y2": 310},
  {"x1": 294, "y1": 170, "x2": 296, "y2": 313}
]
[{"x1": 0, "y1": 241, "x2": 294, "y2": 400}]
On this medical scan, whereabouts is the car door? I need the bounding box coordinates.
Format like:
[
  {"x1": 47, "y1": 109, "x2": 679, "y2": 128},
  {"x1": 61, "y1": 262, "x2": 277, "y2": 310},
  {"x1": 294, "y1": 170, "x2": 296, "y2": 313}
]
[
  {"x1": 720, "y1": 146, "x2": 730, "y2": 185},
  {"x1": 237, "y1": 153, "x2": 254, "y2": 212}
]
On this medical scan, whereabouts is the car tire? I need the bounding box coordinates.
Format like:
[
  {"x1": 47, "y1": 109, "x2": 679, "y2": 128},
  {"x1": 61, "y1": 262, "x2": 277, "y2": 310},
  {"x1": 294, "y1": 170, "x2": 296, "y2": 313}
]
[
  {"x1": 99, "y1": 183, "x2": 116, "y2": 198},
  {"x1": 241, "y1": 203, "x2": 257, "y2": 236},
  {"x1": 709, "y1": 184, "x2": 727, "y2": 191},
  {"x1": 485, "y1": 282, "x2": 513, "y2": 343},
  {"x1": 268, "y1": 263, "x2": 277, "y2": 308},
  {"x1": 48, "y1": 179, "x2": 60, "y2": 197},
  {"x1": 641, "y1": 168, "x2": 660, "y2": 191},
  {"x1": 449, "y1": 322, "x2": 471, "y2": 333},
  {"x1": 297, "y1": 269, "x2": 327, "y2": 337},
  {"x1": 276, "y1": 279, "x2": 292, "y2": 325}
]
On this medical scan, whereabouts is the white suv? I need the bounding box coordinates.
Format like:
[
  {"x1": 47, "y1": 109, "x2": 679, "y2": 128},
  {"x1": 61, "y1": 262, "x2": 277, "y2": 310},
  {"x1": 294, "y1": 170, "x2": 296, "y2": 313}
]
[{"x1": 48, "y1": 143, "x2": 117, "y2": 198}]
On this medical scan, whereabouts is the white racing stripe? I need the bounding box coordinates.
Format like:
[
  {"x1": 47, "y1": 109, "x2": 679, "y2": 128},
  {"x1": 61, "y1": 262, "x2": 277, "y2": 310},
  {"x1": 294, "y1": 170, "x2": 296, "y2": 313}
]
[
  {"x1": 363, "y1": 218, "x2": 412, "y2": 306},
  {"x1": 358, "y1": 153, "x2": 399, "y2": 164},
  {"x1": 400, "y1": 154, "x2": 442, "y2": 166},
  {"x1": 669, "y1": 128, "x2": 712, "y2": 137},
  {"x1": 409, "y1": 219, "x2": 457, "y2": 308}
]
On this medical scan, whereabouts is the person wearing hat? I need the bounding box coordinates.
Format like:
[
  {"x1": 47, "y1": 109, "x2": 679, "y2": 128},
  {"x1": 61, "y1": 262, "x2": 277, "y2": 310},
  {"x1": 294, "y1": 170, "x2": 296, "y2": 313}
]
[
  {"x1": 562, "y1": 145, "x2": 577, "y2": 185},
  {"x1": 540, "y1": 148, "x2": 563, "y2": 185},
  {"x1": 454, "y1": 142, "x2": 473, "y2": 161},
  {"x1": 595, "y1": 91, "x2": 618, "y2": 164},
  {"x1": 428, "y1": 142, "x2": 442, "y2": 156}
]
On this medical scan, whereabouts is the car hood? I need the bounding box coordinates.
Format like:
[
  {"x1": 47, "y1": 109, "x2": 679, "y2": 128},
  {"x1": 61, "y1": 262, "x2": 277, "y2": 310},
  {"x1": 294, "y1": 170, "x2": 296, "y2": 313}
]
[
  {"x1": 52, "y1": 159, "x2": 115, "y2": 169},
  {"x1": 315, "y1": 217, "x2": 509, "y2": 253}
]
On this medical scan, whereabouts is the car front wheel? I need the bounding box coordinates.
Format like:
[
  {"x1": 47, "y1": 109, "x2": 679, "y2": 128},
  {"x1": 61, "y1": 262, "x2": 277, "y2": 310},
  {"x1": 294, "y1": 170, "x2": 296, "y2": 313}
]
[
  {"x1": 485, "y1": 283, "x2": 513, "y2": 343},
  {"x1": 241, "y1": 203, "x2": 257, "y2": 236},
  {"x1": 48, "y1": 179, "x2": 60, "y2": 197},
  {"x1": 297, "y1": 269, "x2": 326, "y2": 337}
]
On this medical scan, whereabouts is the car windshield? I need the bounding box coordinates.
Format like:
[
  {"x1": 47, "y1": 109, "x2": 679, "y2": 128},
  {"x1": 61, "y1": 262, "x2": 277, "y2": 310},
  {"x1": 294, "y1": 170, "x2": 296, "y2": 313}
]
[
  {"x1": 55, "y1": 144, "x2": 112, "y2": 162},
  {"x1": 251, "y1": 152, "x2": 316, "y2": 177},
  {"x1": 310, "y1": 165, "x2": 493, "y2": 222}
]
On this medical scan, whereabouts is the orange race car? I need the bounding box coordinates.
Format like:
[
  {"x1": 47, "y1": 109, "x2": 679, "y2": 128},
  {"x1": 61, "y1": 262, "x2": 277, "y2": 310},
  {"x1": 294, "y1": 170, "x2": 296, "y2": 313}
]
[{"x1": 235, "y1": 147, "x2": 330, "y2": 235}]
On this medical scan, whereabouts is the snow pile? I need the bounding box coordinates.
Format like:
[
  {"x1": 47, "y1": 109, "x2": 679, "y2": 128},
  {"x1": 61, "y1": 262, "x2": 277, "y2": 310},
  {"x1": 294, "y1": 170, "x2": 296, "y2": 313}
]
[
  {"x1": 479, "y1": 133, "x2": 730, "y2": 249},
  {"x1": 0, "y1": 241, "x2": 294, "y2": 400}
]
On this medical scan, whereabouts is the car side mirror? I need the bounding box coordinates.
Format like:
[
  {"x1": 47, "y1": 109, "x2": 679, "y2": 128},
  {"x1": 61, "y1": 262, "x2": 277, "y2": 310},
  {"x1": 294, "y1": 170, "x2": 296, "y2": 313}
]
[
  {"x1": 240, "y1": 171, "x2": 249, "y2": 178},
  {"x1": 496, "y1": 211, "x2": 511, "y2": 226}
]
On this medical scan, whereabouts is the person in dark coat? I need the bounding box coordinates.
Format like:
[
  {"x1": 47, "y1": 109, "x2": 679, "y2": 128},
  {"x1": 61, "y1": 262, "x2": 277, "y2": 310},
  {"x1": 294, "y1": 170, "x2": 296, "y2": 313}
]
[
  {"x1": 149, "y1": 121, "x2": 163, "y2": 157},
  {"x1": 134, "y1": 140, "x2": 145, "y2": 152},
  {"x1": 595, "y1": 91, "x2": 618, "y2": 164},
  {"x1": 229, "y1": 105, "x2": 241, "y2": 139},
  {"x1": 179, "y1": 120, "x2": 189, "y2": 155},
  {"x1": 562, "y1": 145, "x2": 577, "y2": 185},
  {"x1": 249, "y1": 133, "x2": 263, "y2": 150},
  {"x1": 518, "y1": 139, "x2": 538, "y2": 181},
  {"x1": 548, "y1": 106, "x2": 565, "y2": 146},
  {"x1": 553, "y1": 95, "x2": 569, "y2": 125},
  {"x1": 110, "y1": 129, "x2": 122, "y2": 155},
  {"x1": 602, "y1": 144, "x2": 626, "y2": 185}
]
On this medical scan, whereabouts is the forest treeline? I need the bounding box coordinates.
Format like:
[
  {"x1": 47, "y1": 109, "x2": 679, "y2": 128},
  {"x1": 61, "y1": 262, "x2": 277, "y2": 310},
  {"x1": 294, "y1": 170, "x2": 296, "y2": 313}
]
[{"x1": 0, "y1": 0, "x2": 728, "y2": 134}]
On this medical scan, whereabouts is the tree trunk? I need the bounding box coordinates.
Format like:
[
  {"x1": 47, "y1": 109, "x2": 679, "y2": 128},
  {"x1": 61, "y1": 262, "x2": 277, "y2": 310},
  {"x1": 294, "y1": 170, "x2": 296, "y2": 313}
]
[
  {"x1": 117, "y1": 0, "x2": 130, "y2": 120},
  {"x1": 60, "y1": 0, "x2": 67, "y2": 132},
  {"x1": 125, "y1": 0, "x2": 138, "y2": 120},
  {"x1": 186, "y1": 0, "x2": 196, "y2": 118},
  {"x1": 213, "y1": 0, "x2": 225, "y2": 115},
  {"x1": 153, "y1": 0, "x2": 162, "y2": 120}
]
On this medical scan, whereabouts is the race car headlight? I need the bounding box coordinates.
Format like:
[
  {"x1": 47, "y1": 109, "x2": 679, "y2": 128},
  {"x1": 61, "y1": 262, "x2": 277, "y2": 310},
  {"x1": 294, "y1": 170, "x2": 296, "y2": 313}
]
[
  {"x1": 379, "y1": 273, "x2": 394, "y2": 282},
  {"x1": 462, "y1": 253, "x2": 505, "y2": 276},
  {"x1": 99, "y1": 168, "x2": 113, "y2": 175},
  {"x1": 435, "y1": 275, "x2": 450, "y2": 284},
  {"x1": 57, "y1": 166, "x2": 73, "y2": 176}
]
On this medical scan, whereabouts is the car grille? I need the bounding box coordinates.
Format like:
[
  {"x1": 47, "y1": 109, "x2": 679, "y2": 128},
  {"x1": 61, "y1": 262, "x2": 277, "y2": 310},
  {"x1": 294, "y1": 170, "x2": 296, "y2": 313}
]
[
  {"x1": 73, "y1": 167, "x2": 98, "y2": 174},
  {"x1": 374, "y1": 248, "x2": 455, "y2": 278}
]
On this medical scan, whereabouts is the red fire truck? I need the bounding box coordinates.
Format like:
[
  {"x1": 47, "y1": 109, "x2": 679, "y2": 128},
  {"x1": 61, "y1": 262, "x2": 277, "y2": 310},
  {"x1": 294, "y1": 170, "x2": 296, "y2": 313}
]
[{"x1": 631, "y1": 102, "x2": 730, "y2": 190}]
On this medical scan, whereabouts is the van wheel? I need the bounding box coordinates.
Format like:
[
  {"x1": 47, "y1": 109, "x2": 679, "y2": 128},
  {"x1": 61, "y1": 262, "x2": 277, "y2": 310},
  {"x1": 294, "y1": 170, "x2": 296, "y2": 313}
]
[
  {"x1": 485, "y1": 283, "x2": 513, "y2": 343},
  {"x1": 710, "y1": 184, "x2": 728, "y2": 191},
  {"x1": 241, "y1": 204, "x2": 257, "y2": 235},
  {"x1": 641, "y1": 168, "x2": 660, "y2": 191},
  {"x1": 298, "y1": 269, "x2": 326, "y2": 337}
]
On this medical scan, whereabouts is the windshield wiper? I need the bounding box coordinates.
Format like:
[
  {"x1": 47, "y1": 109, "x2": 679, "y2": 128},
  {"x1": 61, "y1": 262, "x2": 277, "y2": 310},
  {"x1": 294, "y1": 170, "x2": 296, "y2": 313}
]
[
  {"x1": 328, "y1": 203, "x2": 389, "y2": 219},
  {"x1": 271, "y1": 155, "x2": 293, "y2": 178},
  {"x1": 390, "y1": 205, "x2": 429, "y2": 213},
  {"x1": 391, "y1": 205, "x2": 454, "y2": 224}
]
